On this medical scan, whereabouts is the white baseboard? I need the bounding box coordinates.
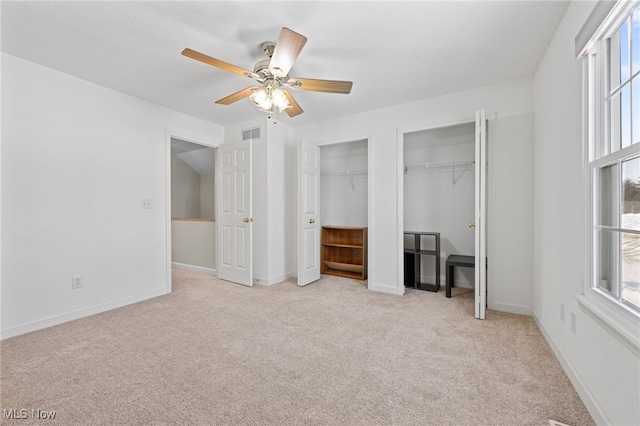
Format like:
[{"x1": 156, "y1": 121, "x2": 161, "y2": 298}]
[
  {"x1": 450, "y1": 281, "x2": 474, "y2": 289},
  {"x1": 291, "y1": 272, "x2": 403, "y2": 295},
  {"x1": 1, "y1": 288, "x2": 167, "y2": 340},
  {"x1": 491, "y1": 301, "x2": 533, "y2": 316},
  {"x1": 253, "y1": 272, "x2": 295, "y2": 286},
  {"x1": 420, "y1": 275, "x2": 473, "y2": 289},
  {"x1": 532, "y1": 309, "x2": 609, "y2": 426},
  {"x1": 171, "y1": 262, "x2": 216, "y2": 276},
  {"x1": 368, "y1": 282, "x2": 404, "y2": 295}
]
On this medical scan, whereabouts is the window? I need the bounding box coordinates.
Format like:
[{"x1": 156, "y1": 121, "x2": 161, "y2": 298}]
[{"x1": 586, "y1": 2, "x2": 640, "y2": 317}]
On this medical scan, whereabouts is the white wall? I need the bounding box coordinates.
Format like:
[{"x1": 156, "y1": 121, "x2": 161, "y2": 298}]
[
  {"x1": 200, "y1": 174, "x2": 215, "y2": 218},
  {"x1": 487, "y1": 112, "x2": 534, "y2": 313},
  {"x1": 1, "y1": 53, "x2": 223, "y2": 338},
  {"x1": 293, "y1": 78, "x2": 534, "y2": 308},
  {"x1": 533, "y1": 2, "x2": 639, "y2": 425},
  {"x1": 266, "y1": 120, "x2": 295, "y2": 284},
  {"x1": 171, "y1": 220, "x2": 215, "y2": 270},
  {"x1": 171, "y1": 154, "x2": 201, "y2": 218},
  {"x1": 171, "y1": 137, "x2": 217, "y2": 219},
  {"x1": 320, "y1": 140, "x2": 368, "y2": 227},
  {"x1": 404, "y1": 123, "x2": 475, "y2": 287}
]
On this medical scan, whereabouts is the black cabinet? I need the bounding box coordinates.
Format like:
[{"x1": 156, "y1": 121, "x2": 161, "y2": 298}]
[{"x1": 404, "y1": 232, "x2": 440, "y2": 292}]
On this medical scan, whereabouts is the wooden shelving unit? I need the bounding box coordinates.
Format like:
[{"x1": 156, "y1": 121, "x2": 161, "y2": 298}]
[{"x1": 321, "y1": 226, "x2": 368, "y2": 280}]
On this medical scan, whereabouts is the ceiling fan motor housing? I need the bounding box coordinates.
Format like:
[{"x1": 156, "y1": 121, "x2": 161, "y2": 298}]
[
  {"x1": 261, "y1": 42, "x2": 275, "y2": 58},
  {"x1": 253, "y1": 60, "x2": 290, "y2": 83},
  {"x1": 253, "y1": 58, "x2": 272, "y2": 78}
]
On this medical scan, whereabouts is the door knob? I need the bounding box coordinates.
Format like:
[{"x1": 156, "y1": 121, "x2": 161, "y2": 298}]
[
  {"x1": 243, "y1": 217, "x2": 254, "y2": 223},
  {"x1": 469, "y1": 222, "x2": 475, "y2": 228},
  {"x1": 309, "y1": 218, "x2": 315, "y2": 224}
]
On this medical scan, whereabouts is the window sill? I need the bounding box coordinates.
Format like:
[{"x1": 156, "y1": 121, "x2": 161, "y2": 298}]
[{"x1": 575, "y1": 292, "x2": 640, "y2": 357}]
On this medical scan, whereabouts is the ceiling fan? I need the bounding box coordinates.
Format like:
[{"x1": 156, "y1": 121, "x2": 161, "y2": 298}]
[{"x1": 182, "y1": 27, "x2": 353, "y2": 118}]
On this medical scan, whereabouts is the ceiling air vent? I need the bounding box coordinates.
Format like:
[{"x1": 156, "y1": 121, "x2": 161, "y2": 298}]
[{"x1": 242, "y1": 127, "x2": 260, "y2": 141}]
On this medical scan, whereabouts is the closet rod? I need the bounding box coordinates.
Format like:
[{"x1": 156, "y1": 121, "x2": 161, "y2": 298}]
[
  {"x1": 322, "y1": 169, "x2": 367, "y2": 190},
  {"x1": 321, "y1": 169, "x2": 368, "y2": 176},
  {"x1": 404, "y1": 160, "x2": 474, "y2": 173}
]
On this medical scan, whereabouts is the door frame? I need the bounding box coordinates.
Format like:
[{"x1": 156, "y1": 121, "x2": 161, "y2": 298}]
[
  {"x1": 396, "y1": 113, "x2": 488, "y2": 314},
  {"x1": 298, "y1": 134, "x2": 373, "y2": 286},
  {"x1": 165, "y1": 129, "x2": 221, "y2": 294}
]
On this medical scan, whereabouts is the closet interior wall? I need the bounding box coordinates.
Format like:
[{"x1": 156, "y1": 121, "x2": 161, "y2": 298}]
[
  {"x1": 320, "y1": 140, "x2": 368, "y2": 227},
  {"x1": 404, "y1": 123, "x2": 475, "y2": 288}
]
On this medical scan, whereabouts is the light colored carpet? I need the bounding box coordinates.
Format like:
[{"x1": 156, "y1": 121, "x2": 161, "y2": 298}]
[{"x1": 1, "y1": 269, "x2": 593, "y2": 425}]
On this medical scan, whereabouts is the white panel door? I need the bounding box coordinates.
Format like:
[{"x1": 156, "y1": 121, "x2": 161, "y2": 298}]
[
  {"x1": 218, "y1": 140, "x2": 253, "y2": 286},
  {"x1": 475, "y1": 110, "x2": 487, "y2": 319},
  {"x1": 298, "y1": 141, "x2": 321, "y2": 286}
]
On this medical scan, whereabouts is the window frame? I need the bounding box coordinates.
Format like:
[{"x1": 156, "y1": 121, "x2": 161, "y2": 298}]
[{"x1": 579, "y1": 0, "x2": 640, "y2": 356}]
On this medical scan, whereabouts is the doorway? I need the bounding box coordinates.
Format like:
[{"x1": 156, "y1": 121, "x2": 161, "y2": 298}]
[
  {"x1": 404, "y1": 121, "x2": 475, "y2": 286},
  {"x1": 399, "y1": 111, "x2": 487, "y2": 319},
  {"x1": 320, "y1": 140, "x2": 369, "y2": 227},
  {"x1": 298, "y1": 137, "x2": 371, "y2": 287},
  {"x1": 169, "y1": 138, "x2": 217, "y2": 277}
]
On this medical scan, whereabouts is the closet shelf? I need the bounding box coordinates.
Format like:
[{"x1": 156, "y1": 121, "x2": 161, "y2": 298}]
[
  {"x1": 324, "y1": 243, "x2": 364, "y2": 249},
  {"x1": 321, "y1": 169, "x2": 368, "y2": 176},
  {"x1": 404, "y1": 160, "x2": 474, "y2": 185},
  {"x1": 404, "y1": 160, "x2": 474, "y2": 172},
  {"x1": 323, "y1": 261, "x2": 364, "y2": 274},
  {"x1": 321, "y1": 169, "x2": 367, "y2": 190},
  {"x1": 321, "y1": 226, "x2": 368, "y2": 280}
]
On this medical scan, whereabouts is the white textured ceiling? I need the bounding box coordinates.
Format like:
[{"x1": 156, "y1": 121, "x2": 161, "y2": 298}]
[
  {"x1": 1, "y1": 1, "x2": 569, "y2": 127},
  {"x1": 171, "y1": 138, "x2": 216, "y2": 175}
]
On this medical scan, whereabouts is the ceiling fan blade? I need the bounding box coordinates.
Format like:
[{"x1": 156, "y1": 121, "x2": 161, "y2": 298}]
[
  {"x1": 269, "y1": 28, "x2": 308, "y2": 77},
  {"x1": 182, "y1": 48, "x2": 254, "y2": 78},
  {"x1": 215, "y1": 86, "x2": 259, "y2": 105},
  {"x1": 282, "y1": 89, "x2": 303, "y2": 117},
  {"x1": 288, "y1": 77, "x2": 353, "y2": 94}
]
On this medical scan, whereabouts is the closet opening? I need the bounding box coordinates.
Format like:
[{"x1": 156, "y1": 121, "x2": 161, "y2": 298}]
[
  {"x1": 403, "y1": 122, "x2": 476, "y2": 296},
  {"x1": 169, "y1": 138, "x2": 217, "y2": 278},
  {"x1": 319, "y1": 139, "x2": 369, "y2": 283}
]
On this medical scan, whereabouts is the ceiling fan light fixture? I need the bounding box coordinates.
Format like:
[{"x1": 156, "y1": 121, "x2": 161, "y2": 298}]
[
  {"x1": 270, "y1": 87, "x2": 291, "y2": 111},
  {"x1": 249, "y1": 85, "x2": 291, "y2": 114},
  {"x1": 250, "y1": 87, "x2": 270, "y2": 111}
]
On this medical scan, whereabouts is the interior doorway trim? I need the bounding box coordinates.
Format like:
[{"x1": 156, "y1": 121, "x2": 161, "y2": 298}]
[
  {"x1": 396, "y1": 116, "x2": 478, "y2": 296},
  {"x1": 164, "y1": 128, "x2": 221, "y2": 294},
  {"x1": 300, "y1": 133, "x2": 373, "y2": 287}
]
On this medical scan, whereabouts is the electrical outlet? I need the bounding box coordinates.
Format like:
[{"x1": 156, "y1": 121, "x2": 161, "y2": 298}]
[
  {"x1": 72, "y1": 275, "x2": 83, "y2": 289},
  {"x1": 560, "y1": 303, "x2": 565, "y2": 322},
  {"x1": 570, "y1": 312, "x2": 577, "y2": 334},
  {"x1": 140, "y1": 199, "x2": 152, "y2": 209}
]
